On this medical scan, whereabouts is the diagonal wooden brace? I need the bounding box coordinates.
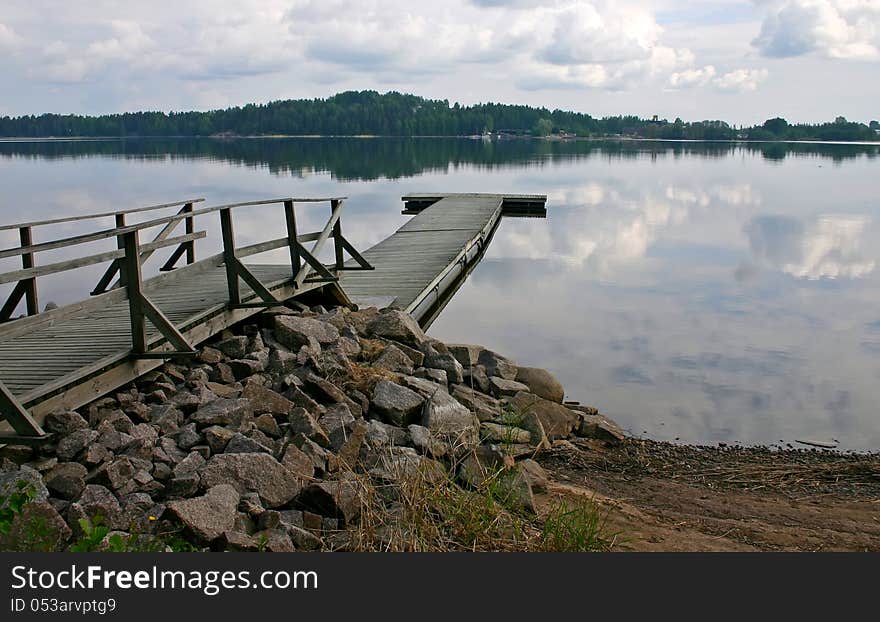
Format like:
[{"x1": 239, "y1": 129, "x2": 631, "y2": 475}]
[
  {"x1": 139, "y1": 294, "x2": 195, "y2": 353},
  {"x1": 294, "y1": 241, "x2": 337, "y2": 285},
  {"x1": 336, "y1": 234, "x2": 375, "y2": 271},
  {"x1": 0, "y1": 379, "x2": 48, "y2": 439},
  {"x1": 230, "y1": 258, "x2": 280, "y2": 305}
]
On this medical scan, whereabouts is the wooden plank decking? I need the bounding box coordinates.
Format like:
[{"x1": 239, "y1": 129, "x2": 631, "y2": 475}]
[
  {"x1": 0, "y1": 264, "x2": 324, "y2": 418},
  {"x1": 338, "y1": 194, "x2": 505, "y2": 318}
]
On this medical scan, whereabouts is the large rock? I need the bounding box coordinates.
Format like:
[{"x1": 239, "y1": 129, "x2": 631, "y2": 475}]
[
  {"x1": 167, "y1": 485, "x2": 240, "y2": 542},
  {"x1": 281, "y1": 444, "x2": 315, "y2": 479},
  {"x1": 518, "y1": 459, "x2": 549, "y2": 493},
  {"x1": 0, "y1": 465, "x2": 49, "y2": 503},
  {"x1": 447, "y1": 343, "x2": 483, "y2": 368},
  {"x1": 515, "y1": 367, "x2": 565, "y2": 403},
  {"x1": 55, "y1": 428, "x2": 98, "y2": 462},
  {"x1": 204, "y1": 426, "x2": 235, "y2": 454},
  {"x1": 509, "y1": 392, "x2": 577, "y2": 440},
  {"x1": 216, "y1": 336, "x2": 249, "y2": 359},
  {"x1": 477, "y1": 349, "x2": 518, "y2": 381},
  {"x1": 274, "y1": 316, "x2": 339, "y2": 350},
  {"x1": 488, "y1": 376, "x2": 530, "y2": 398},
  {"x1": 498, "y1": 466, "x2": 536, "y2": 514},
  {"x1": 199, "y1": 453, "x2": 301, "y2": 508},
  {"x1": 457, "y1": 445, "x2": 513, "y2": 487},
  {"x1": 191, "y1": 398, "x2": 253, "y2": 428},
  {"x1": 0, "y1": 501, "x2": 71, "y2": 551},
  {"x1": 298, "y1": 477, "x2": 361, "y2": 526},
  {"x1": 450, "y1": 385, "x2": 500, "y2": 422},
  {"x1": 241, "y1": 383, "x2": 294, "y2": 416},
  {"x1": 372, "y1": 344, "x2": 415, "y2": 375},
  {"x1": 303, "y1": 374, "x2": 362, "y2": 417},
  {"x1": 480, "y1": 422, "x2": 531, "y2": 445},
  {"x1": 371, "y1": 380, "x2": 425, "y2": 426},
  {"x1": 267, "y1": 348, "x2": 299, "y2": 375},
  {"x1": 574, "y1": 411, "x2": 626, "y2": 444},
  {"x1": 366, "y1": 309, "x2": 427, "y2": 347},
  {"x1": 224, "y1": 433, "x2": 272, "y2": 455},
  {"x1": 346, "y1": 306, "x2": 380, "y2": 336},
  {"x1": 422, "y1": 347, "x2": 464, "y2": 384},
  {"x1": 369, "y1": 446, "x2": 446, "y2": 484},
  {"x1": 74, "y1": 484, "x2": 123, "y2": 530},
  {"x1": 44, "y1": 462, "x2": 87, "y2": 500},
  {"x1": 320, "y1": 404, "x2": 357, "y2": 451},
  {"x1": 43, "y1": 410, "x2": 89, "y2": 436},
  {"x1": 365, "y1": 420, "x2": 409, "y2": 448},
  {"x1": 421, "y1": 389, "x2": 479, "y2": 448},
  {"x1": 289, "y1": 407, "x2": 331, "y2": 447}
]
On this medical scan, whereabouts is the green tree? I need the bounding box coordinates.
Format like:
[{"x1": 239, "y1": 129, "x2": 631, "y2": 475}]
[{"x1": 532, "y1": 118, "x2": 553, "y2": 136}]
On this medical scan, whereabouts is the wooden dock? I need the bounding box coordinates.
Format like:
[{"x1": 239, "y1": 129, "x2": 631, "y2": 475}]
[
  {"x1": 0, "y1": 192, "x2": 545, "y2": 442},
  {"x1": 340, "y1": 193, "x2": 546, "y2": 324}
]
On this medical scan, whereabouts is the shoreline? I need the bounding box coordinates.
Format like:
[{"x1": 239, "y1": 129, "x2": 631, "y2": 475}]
[
  {"x1": 2, "y1": 301, "x2": 878, "y2": 552},
  {"x1": 2, "y1": 135, "x2": 879, "y2": 147}
]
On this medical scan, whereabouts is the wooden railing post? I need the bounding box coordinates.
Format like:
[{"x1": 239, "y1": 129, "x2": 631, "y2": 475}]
[
  {"x1": 219, "y1": 208, "x2": 240, "y2": 306},
  {"x1": 19, "y1": 226, "x2": 38, "y2": 315},
  {"x1": 284, "y1": 200, "x2": 301, "y2": 281},
  {"x1": 114, "y1": 214, "x2": 127, "y2": 287},
  {"x1": 331, "y1": 199, "x2": 344, "y2": 270},
  {"x1": 121, "y1": 230, "x2": 148, "y2": 353},
  {"x1": 184, "y1": 202, "x2": 195, "y2": 265}
]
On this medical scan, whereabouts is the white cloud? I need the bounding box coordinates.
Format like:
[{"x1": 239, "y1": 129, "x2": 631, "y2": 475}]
[
  {"x1": 669, "y1": 65, "x2": 717, "y2": 88},
  {"x1": 745, "y1": 214, "x2": 876, "y2": 279},
  {"x1": 0, "y1": 22, "x2": 21, "y2": 51},
  {"x1": 712, "y1": 68, "x2": 770, "y2": 91},
  {"x1": 753, "y1": 0, "x2": 880, "y2": 60}
]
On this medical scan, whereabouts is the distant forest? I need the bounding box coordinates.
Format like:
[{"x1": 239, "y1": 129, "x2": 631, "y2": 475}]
[{"x1": 1, "y1": 90, "x2": 878, "y2": 142}]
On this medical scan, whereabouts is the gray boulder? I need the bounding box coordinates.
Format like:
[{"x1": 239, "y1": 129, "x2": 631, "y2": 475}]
[
  {"x1": 574, "y1": 411, "x2": 626, "y2": 444},
  {"x1": 43, "y1": 410, "x2": 89, "y2": 436},
  {"x1": 274, "y1": 316, "x2": 339, "y2": 350},
  {"x1": 515, "y1": 367, "x2": 565, "y2": 403},
  {"x1": 55, "y1": 428, "x2": 98, "y2": 462},
  {"x1": 167, "y1": 484, "x2": 240, "y2": 542},
  {"x1": 298, "y1": 477, "x2": 361, "y2": 526},
  {"x1": 371, "y1": 380, "x2": 425, "y2": 426},
  {"x1": 191, "y1": 398, "x2": 253, "y2": 428},
  {"x1": 477, "y1": 349, "x2": 518, "y2": 380},
  {"x1": 0, "y1": 465, "x2": 49, "y2": 503},
  {"x1": 421, "y1": 389, "x2": 479, "y2": 448},
  {"x1": 366, "y1": 309, "x2": 427, "y2": 347},
  {"x1": 480, "y1": 422, "x2": 532, "y2": 444},
  {"x1": 488, "y1": 376, "x2": 530, "y2": 398},
  {"x1": 199, "y1": 453, "x2": 301, "y2": 508},
  {"x1": 241, "y1": 383, "x2": 294, "y2": 416},
  {"x1": 509, "y1": 392, "x2": 577, "y2": 440},
  {"x1": 44, "y1": 462, "x2": 87, "y2": 500},
  {"x1": 446, "y1": 343, "x2": 483, "y2": 368},
  {"x1": 289, "y1": 408, "x2": 331, "y2": 448},
  {"x1": 372, "y1": 344, "x2": 415, "y2": 375},
  {"x1": 422, "y1": 347, "x2": 464, "y2": 384}
]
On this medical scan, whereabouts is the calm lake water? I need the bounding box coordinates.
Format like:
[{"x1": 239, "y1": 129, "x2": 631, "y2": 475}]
[{"x1": 1, "y1": 138, "x2": 879, "y2": 450}]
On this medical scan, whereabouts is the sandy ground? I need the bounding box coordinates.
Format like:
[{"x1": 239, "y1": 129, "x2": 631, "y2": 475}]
[{"x1": 536, "y1": 438, "x2": 880, "y2": 552}]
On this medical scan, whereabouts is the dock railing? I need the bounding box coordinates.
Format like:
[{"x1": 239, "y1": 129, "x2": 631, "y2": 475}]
[{"x1": 0, "y1": 196, "x2": 372, "y2": 441}]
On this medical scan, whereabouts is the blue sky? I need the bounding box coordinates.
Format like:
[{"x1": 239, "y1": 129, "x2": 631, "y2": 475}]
[{"x1": 0, "y1": 0, "x2": 877, "y2": 124}]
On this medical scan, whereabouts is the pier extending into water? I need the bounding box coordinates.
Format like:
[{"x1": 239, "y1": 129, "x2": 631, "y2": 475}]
[{"x1": 0, "y1": 192, "x2": 546, "y2": 443}]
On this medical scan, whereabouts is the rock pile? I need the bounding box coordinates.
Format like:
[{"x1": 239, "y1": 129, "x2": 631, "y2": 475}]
[{"x1": 0, "y1": 303, "x2": 624, "y2": 551}]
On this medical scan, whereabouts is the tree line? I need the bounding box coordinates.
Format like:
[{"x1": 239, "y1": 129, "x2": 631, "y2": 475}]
[{"x1": 1, "y1": 90, "x2": 877, "y2": 142}]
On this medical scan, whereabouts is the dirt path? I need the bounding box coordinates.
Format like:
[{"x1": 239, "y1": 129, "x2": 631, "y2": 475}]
[{"x1": 536, "y1": 439, "x2": 880, "y2": 552}]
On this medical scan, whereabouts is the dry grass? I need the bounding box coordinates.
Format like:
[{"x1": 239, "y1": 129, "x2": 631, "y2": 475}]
[
  {"x1": 334, "y1": 444, "x2": 618, "y2": 552},
  {"x1": 341, "y1": 362, "x2": 401, "y2": 396}
]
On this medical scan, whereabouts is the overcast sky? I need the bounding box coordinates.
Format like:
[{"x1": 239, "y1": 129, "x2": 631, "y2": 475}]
[{"x1": 0, "y1": 0, "x2": 877, "y2": 124}]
